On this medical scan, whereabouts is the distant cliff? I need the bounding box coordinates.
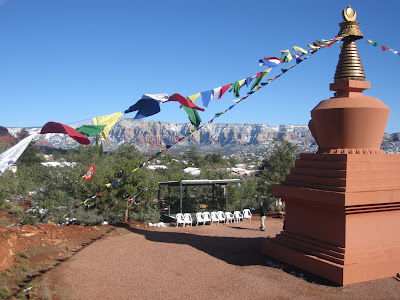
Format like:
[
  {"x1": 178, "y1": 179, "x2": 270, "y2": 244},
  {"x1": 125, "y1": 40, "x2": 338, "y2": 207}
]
[{"x1": 5, "y1": 119, "x2": 400, "y2": 157}]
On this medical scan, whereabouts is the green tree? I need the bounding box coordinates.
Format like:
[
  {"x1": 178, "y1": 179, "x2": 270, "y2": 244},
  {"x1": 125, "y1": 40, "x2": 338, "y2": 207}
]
[
  {"x1": 18, "y1": 144, "x2": 44, "y2": 166},
  {"x1": 186, "y1": 144, "x2": 202, "y2": 166},
  {"x1": 257, "y1": 138, "x2": 298, "y2": 209}
]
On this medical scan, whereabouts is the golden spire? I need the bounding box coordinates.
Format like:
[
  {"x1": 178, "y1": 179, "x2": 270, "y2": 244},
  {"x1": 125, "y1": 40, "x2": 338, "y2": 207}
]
[{"x1": 334, "y1": 6, "x2": 365, "y2": 82}]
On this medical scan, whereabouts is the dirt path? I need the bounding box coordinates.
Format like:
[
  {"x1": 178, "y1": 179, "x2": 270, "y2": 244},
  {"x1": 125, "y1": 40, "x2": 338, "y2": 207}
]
[{"x1": 42, "y1": 217, "x2": 400, "y2": 300}]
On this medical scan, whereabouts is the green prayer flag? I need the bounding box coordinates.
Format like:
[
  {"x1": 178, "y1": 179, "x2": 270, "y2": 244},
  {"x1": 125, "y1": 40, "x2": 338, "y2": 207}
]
[
  {"x1": 373, "y1": 42, "x2": 379, "y2": 47},
  {"x1": 183, "y1": 106, "x2": 202, "y2": 130},
  {"x1": 77, "y1": 125, "x2": 106, "y2": 137},
  {"x1": 251, "y1": 68, "x2": 271, "y2": 90},
  {"x1": 232, "y1": 81, "x2": 240, "y2": 98}
]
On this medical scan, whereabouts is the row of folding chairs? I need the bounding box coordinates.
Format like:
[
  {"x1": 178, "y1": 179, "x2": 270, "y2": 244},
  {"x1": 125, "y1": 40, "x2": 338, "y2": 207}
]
[{"x1": 175, "y1": 209, "x2": 252, "y2": 227}]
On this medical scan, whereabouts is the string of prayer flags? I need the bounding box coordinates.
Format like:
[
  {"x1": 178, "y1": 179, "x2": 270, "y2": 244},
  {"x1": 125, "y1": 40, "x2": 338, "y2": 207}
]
[
  {"x1": 83, "y1": 163, "x2": 95, "y2": 182},
  {"x1": 167, "y1": 94, "x2": 205, "y2": 111},
  {"x1": 62, "y1": 34, "x2": 345, "y2": 219},
  {"x1": 93, "y1": 112, "x2": 124, "y2": 141},
  {"x1": 77, "y1": 125, "x2": 106, "y2": 137},
  {"x1": 259, "y1": 57, "x2": 283, "y2": 68},
  {"x1": 0, "y1": 133, "x2": 37, "y2": 175},
  {"x1": 40, "y1": 122, "x2": 90, "y2": 145}
]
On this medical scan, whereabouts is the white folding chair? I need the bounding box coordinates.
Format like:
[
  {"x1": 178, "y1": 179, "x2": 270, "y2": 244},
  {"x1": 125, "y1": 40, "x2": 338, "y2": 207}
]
[
  {"x1": 196, "y1": 212, "x2": 205, "y2": 226},
  {"x1": 225, "y1": 212, "x2": 234, "y2": 223},
  {"x1": 210, "y1": 211, "x2": 219, "y2": 225},
  {"x1": 176, "y1": 213, "x2": 185, "y2": 227},
  {"x1": 217, "y1": 211, "x2": 226, "y2": 223},
  {"x1": 183, "y1": 213, "x2": 193, "y2": 226},
  {"x1": 202, "y1": 212, "x2": 212, "y2": 225},
  {"x1": 243, "y1": 209, "x2": 252, "y2": 222},
  {"x1": 233, "y1": 211, "x2": 243, "y2": 222}
]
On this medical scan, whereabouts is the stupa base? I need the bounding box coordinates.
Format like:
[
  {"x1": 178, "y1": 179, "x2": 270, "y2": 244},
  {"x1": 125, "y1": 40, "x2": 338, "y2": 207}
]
[{"x1": 262, "y1": 153, "x2": 400, "y2": 285}]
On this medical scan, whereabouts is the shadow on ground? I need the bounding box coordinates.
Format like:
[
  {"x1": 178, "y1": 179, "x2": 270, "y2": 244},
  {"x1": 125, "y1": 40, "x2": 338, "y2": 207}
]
[{"x1": 115, "y1": 223, "x2": 339, "y2": 287}]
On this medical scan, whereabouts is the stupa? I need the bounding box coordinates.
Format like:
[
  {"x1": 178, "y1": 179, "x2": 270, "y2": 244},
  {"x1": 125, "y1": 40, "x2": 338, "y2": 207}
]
[{"x1": 261, "y1": 6, "x2": 400, "y2": 285}]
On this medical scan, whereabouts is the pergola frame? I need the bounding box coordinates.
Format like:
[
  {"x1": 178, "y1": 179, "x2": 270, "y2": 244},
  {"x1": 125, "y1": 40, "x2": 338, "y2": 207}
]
[{"x1": 158, "y1": 179, "x2": 244, "y2": 214}]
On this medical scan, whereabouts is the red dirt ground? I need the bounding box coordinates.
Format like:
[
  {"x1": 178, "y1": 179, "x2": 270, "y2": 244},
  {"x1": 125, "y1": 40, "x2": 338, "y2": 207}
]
[{"x1": 1, "y1": 211, "x2": 400, "y2": 299}]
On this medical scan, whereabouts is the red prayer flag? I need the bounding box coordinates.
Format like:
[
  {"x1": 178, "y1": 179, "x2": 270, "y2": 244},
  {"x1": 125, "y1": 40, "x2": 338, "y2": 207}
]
[
  {"x1": 382, "y1": 46, "x2": 389, "y2": 51},
  {"x1": 167, "y1": 94, "x2": 205, "y2": 111},
  {"x1": 218, "y1": 84, "x2": 232, "y2": 99},
  {"x1": 40, "y1": 122, "x2": 90, "y2": 145},
  {"x1": 83, "y1": 164, "x2": 95, "y2": 182}
]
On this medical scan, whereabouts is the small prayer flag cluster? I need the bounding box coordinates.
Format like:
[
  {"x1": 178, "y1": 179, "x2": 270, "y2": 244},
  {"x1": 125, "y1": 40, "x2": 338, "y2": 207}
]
[{"x1": 367, "y1": 39, "x2": 400, "y2": 56}]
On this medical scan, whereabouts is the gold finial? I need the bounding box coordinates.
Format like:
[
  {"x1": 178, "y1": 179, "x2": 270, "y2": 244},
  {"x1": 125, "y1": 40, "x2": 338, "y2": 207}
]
[
  {"x1": 342, "y1": 6, "x2": 357, "y2": 21},
  {"x1": 334, "y1": 6, "x2": 365, "y2": 82}
]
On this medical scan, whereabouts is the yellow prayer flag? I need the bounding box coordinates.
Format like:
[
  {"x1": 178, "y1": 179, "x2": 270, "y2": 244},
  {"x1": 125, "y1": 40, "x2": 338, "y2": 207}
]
[
  {"x1": 131, "y1": 167, "x2": 139, "y2": 173},
  {"x1": 105, "y1": 183, "x2": 112, "y2": 188},
  {"x1": 254, "y1": 86, "x2": 261, "y2": 90},
  {"x1": 187, "y1": 92, "x2": 201, "y2": 103},
  {"x1": 93, "y1": 112, "x2": 124, "y2": 141},
  {"x1": 238, "y1": 79, "x2": 246, "y2": 87},
  {"x1": 280, "y1": 49, "x2": 293, "y2": 61},
  {"x1": 293, "y1": 46, "x2": 308, "y2": 54},
  {"x1": 307, "y1": 44, "x2": 320, "y2": 50},
  {"x1": 367, "y1": 39, "x2": 373, "y2": 43}
]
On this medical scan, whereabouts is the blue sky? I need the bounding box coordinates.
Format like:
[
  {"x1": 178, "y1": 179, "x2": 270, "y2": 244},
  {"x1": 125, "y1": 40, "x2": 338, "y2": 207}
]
[{"x1": 1, "y1": 0, "x2": 400, "y2": 133}]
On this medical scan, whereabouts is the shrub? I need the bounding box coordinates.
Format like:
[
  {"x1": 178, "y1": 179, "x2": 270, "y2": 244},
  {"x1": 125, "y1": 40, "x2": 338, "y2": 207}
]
[
  {"x1": 130, "y1": 207, "x2": 160, "y2": 223},
  {"x1": 0, "y1": 286, "x2": 10, "y2": 299},
  {"x1": 21, "y1": 214, "x2": 39, "y2": 226}
]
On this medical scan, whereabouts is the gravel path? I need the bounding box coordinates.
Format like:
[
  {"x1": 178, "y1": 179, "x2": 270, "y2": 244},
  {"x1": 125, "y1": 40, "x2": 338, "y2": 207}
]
[{"x1": 43, "y1": 216, "x2": 400, "y2": 300}]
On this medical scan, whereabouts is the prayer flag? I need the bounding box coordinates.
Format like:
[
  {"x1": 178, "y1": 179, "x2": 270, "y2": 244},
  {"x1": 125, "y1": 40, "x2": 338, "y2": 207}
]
[
  {"x1": 232, "y1": 81, "x2": 240, "y2": 98},
  {"x1": 244, "y1": 77, "x2": 252, "y2": 87},
  {"x1": 187, "y1": 92, "x2": 201, "y2": 103},
  {"x1": 77, "y1": 125, "x2": 106, "y2": 137},
  {"x1": 293, "y1": 46, "x2": 308, "y2": 54},
  {"x1": 251, "y1": 68, "x2": 272, "y2": 90},
  {"x1": 280, "y1": 49, "x2": 293, "y2": 62},
  {"x1": 218, "y1": 84, "x2": 232, "y2": 99},
  {"x1": 167, "y1": 94, "x2": 205, "y2": 111},
  {"x1": 83, "y1": 163, "x2": 95, "y2": 182},
  {"x1": 382, "y1": 46, "x2": 389, "y2": 51},
  {"x1": 201, "y1": 90, "x2": 213, "y2": 107},
  {"x1": 0, "y1": 133, "x2": 37, "y2": 175},
  {"x1": 125, "y1": 94, "x2": 168, "y2": 118},
  {"x1": 40, "y1": 122, "x2": 90, "y2": 145},
  {"x1": 373, "y1": 42, "x2": 379, "y2": 47},
  {"x1": 183, "y1": 106, "x2": 202, "y2": 130},
  {"x1": 259, "y1": 57, "x2": 283, "y2": 67},
  {"x1": 367, "y1": 39, "x2": 373, "y2": 43},
  {"x1": 125, "y1": 98, "x2": 161, "y2": 119},
  {"x1": 212, "y1": 87, "x2": 222, "y2": 100},
  {"x1": 307, "y1": 44, "x2": 320, "y2": 49},
  {"x1": 93, "y1": 112, "x2": 124, "y2": 141}
]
